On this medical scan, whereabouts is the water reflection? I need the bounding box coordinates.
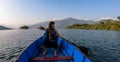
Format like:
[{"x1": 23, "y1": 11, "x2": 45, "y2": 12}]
[{"x1": 0, "y1": 29, "x2": 120, "y2": 62}]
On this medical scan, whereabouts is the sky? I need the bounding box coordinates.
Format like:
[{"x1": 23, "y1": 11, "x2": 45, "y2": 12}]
[{"x1": 0, "y1": 0, "x2": 120, "y2": 28}]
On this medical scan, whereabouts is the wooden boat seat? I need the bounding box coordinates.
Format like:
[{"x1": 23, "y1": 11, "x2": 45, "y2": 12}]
[
  {"x1": 31, "y1": 56, "x2": 73, "y2": 61},
  {"x1": 38, "y1": 45, "x2": 63, "y2": 48}
]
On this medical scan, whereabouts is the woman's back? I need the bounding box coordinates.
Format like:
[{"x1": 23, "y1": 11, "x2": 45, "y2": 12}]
[{"x1": 46, "y1": 29, "x2": 58, "y2": 41}]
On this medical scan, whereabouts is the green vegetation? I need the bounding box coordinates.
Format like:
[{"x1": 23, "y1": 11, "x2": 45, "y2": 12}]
[
  {"x1": 66, "y1": 18, "x2": 120, "y2": 31},
  {"x1": 20, "y1": 25, "x2": 29, "y2": 29},
  {"x1": 117, "y1": 16, "x2": 120, "y2": 21}
]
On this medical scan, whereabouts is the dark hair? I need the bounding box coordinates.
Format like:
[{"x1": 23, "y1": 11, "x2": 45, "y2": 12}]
[{"x1": 48, "y1": 21, "x2": 55, "y2": 29}]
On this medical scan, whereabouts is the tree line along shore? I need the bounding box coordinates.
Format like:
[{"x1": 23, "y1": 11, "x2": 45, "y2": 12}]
[{"x1": 66, "y1": 16, "x2": 120, "y2": 31}]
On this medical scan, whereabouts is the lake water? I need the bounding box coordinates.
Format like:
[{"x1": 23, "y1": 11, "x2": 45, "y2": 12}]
[{"x1": 0, "y1": 29, "x2": 120, "y2": 62}]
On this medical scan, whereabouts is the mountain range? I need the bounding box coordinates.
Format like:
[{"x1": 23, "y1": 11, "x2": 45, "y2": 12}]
[
  {"x1": 0, "y1": 26, "x2": 12, "y2": 30},
  {"x1": 29, "y1": 17, "x2": 95, "y2": 28}
]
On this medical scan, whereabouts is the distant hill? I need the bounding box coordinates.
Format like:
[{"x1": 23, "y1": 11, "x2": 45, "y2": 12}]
[
  {"x1": 66, "y1": 19, "x2": 120, "y2": 31},
  {"x1": 97, "y1": 19, "x2": 115, "y2": 24},
  {"x1": 29, "y1": 17, "x2": 95, "y2": 29},
  {"x1": 0, "y1": 26, "x2": 12, "y2": 30}
]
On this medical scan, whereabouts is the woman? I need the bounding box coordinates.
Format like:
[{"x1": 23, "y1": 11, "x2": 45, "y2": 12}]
[{"x1": 38, "y1": 21, "x2": 61, "y2": 56}]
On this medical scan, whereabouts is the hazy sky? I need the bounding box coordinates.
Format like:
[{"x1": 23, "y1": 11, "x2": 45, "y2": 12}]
[{"x1": 0, "y1": 0, "x2": 120, "y2": 27}]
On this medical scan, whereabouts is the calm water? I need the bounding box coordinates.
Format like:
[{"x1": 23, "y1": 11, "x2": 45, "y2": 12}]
[{"x1": 0, "y1": 29, "x2": 120, "y2": 62}]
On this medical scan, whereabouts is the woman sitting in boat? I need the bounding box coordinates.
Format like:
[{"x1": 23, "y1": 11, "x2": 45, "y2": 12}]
[{"x1": 38, "y1": 21, "x2": 61, "y2": 56}]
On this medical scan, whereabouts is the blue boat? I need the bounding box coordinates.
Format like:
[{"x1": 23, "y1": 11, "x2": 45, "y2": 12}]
[{"x1": 15, "y1": 34, "x2": 91, "y2": 62}]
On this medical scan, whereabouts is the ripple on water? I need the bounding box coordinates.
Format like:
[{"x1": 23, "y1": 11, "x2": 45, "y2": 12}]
[
  {"x1": 0, "y1": 29, "x2": 120, "y2": 62},
  {"x1": 0, "y1": 47, "x2": 25, "y2": 62}
]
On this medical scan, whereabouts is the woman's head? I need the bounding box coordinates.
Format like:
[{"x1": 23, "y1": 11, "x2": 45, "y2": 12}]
[{"x1": 48, "y1": 21, "x2": 55, "y2": 29}]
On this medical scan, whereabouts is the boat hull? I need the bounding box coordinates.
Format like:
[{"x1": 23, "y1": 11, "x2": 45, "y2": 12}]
[{"x1": 15, "y1": 36, "x2": 91, "y2": 62}]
